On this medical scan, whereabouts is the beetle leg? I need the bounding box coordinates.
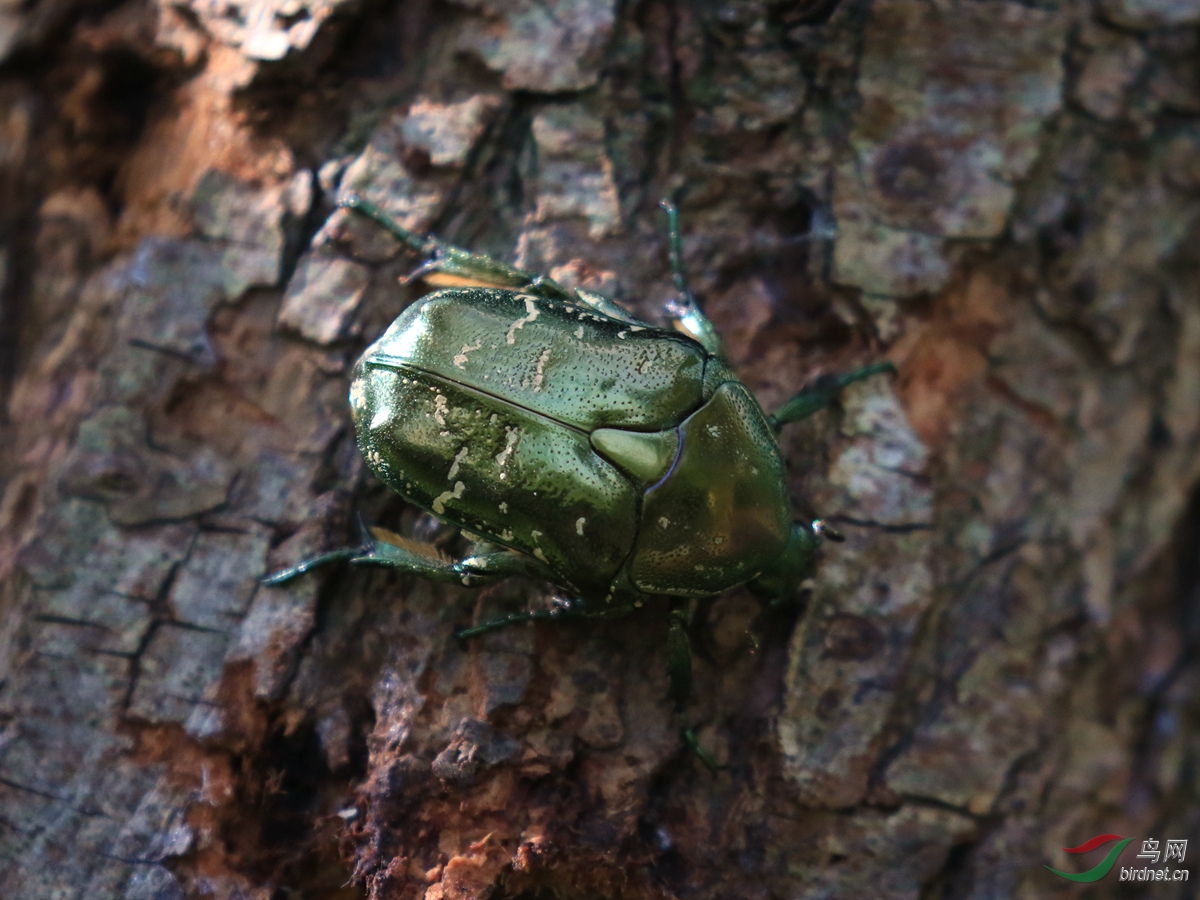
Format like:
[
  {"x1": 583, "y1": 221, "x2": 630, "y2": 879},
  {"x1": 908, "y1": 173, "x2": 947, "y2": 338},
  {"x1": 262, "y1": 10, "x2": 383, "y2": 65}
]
[
  {"x1": 569, "y1": 286, "x2": 655, "y2": 327},
  {"x1": 666, "y1": 598, "x2": 722, "y2": 770},
  {"x1": 456, "y1": 599, "x2": 639, "y2": 639},
  {"x1": 261, "y1": 520, "x2": 543, "y2": 588},
  {"x1": 259, "y1": 546, "x2": 362, "y2": 585},
  {"x1": 658, "y1": 200, "x2": 727, "y2": 359},
  {"x1": 767, "y1": 362, "x2": 897, "y2": 430},
  {"x1": 680, "y1": 725, "x2": 722, "y2": 772},
  {"x1": 339, "y1": 195, "x2": 577, "y2": 302},
  {"x1": 666, "y1": 599, "x2": 694, "y2": 706},
  {"x1": 455, "y1": 605, "x2": 578, "y2": 639},
  {"x1": 454, "y1": 547, "x2": 554, "y2": 584},
  {"x1": 259, "y1": 513, "x2": 379, "y2": 585}
]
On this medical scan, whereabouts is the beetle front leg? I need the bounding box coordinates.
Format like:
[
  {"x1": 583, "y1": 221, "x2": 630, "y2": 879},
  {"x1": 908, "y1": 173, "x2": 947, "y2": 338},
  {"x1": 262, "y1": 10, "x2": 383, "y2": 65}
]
[
  {"x1": 768, "y1": 362, "x2": 897, "y2": 430},
  {"x1": 658, "y1": 200, "x2": 727, "y2": 359}
]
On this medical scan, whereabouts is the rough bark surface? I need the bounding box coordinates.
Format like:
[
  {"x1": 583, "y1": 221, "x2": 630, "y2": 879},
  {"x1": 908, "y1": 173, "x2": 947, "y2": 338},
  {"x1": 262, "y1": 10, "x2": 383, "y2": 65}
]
[{"x1": 1, "y1": 0, "x2": 1199, "y2": 898}]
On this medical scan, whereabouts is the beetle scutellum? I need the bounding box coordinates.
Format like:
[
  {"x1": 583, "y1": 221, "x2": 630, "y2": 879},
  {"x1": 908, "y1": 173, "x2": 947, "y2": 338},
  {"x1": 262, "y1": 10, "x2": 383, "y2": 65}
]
[{"x1": 265, "y1": 195, "x2": 894, "y2": 764}]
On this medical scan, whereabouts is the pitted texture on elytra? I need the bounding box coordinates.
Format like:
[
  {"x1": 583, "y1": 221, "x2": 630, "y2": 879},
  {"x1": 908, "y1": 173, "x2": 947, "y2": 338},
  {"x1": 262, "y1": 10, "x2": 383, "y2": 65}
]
[
  {"x1": 353, "y1": 364, "x2": 638, "y2": 596},
  {"x1": 631, "y1": 382, "x2": 791, "y2": 595},
  {"x1": 361, "y1": 288, "x2": 706, "y2": 431}
]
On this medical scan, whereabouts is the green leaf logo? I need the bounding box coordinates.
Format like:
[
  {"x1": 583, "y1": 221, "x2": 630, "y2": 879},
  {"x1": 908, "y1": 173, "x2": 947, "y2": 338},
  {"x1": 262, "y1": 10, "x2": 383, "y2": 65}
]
[{"x1": 1045, "y1": 834, "x2": 1133, "y2": 883}]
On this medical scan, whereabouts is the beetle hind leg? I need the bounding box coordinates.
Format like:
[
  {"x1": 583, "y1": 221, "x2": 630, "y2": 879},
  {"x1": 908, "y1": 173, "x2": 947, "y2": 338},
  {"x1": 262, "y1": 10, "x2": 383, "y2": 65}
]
[{"x1": 261, "y1": 518, "x2": 543, "y2": 588}]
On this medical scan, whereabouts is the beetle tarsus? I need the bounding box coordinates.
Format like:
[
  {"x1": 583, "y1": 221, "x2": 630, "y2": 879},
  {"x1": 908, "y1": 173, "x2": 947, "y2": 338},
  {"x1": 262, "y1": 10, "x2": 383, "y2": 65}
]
[
  {"x1": 659, "y1": 199, "x2": 690, "y2": 299},
  {"x1": 338, "y1": 194, "x2": 433, "y2": 255},
  {"x1": 456, "y1": 597, "x2": 638, "y2": 640},
  {"x1": 455, "y1": 605, "x2": 571, "y2": 640},
  {"x1": 399, "y1": 256, "x2": 444, "y2": 285},
  {"x1": 666, "y1": 600, "x2": 694, "y2": 706},
  {"x1": 680, "y1": 725, "x2": 723, "y2": 772},
  {"x1": 259, "y1": 546, "x2": 361, "y2": 586}
]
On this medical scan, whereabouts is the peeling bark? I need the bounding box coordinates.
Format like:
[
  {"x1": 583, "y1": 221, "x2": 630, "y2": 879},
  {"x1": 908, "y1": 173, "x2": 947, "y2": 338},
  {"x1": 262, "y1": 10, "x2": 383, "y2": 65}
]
[{"x1": 1, "y1": 0, "x2": 1199, "y2": 898}]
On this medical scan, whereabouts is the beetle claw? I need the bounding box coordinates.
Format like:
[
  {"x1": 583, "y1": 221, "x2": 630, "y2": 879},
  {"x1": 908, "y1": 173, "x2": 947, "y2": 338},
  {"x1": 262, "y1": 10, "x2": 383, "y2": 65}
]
[
  {"x1": 354, "y1": 511, "x2": 377, "y2": 550},
  {"x1": 680, "y1": 726, "x2": 723, "y2": 773},
  {"x1": 400, "y1": 256, "x2": 441, "y2": 285},
  {"x1": 812, "y1": 519, "x2": 845, "y2": 542}
]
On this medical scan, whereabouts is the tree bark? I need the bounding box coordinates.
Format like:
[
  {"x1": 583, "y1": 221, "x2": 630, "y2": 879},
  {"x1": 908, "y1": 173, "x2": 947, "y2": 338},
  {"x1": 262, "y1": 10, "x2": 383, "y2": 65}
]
[{"x1": 2, "y1": 0, "x2": 1199, "y2": 897}]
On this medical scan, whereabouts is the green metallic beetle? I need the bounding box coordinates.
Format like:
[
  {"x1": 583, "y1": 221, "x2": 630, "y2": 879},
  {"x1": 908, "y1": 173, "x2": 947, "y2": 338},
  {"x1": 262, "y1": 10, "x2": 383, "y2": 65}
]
[{"x1": 266, "y1": 196, "x2": 893, "y2": 758}]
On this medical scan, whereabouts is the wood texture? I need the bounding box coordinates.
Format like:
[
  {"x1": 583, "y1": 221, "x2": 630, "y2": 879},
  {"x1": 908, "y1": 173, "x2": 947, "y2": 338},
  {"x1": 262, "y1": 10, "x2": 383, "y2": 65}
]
[{"x1": 1, "y1": 0, "x2": 1198, "y2": 897}]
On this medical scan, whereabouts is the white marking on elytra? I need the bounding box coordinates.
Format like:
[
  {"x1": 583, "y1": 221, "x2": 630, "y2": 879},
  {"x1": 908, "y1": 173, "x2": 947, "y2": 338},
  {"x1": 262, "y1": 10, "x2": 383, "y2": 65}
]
[
  {"x1": 658, "y1": 516, "x2": 670, "y2": 528},
  {"x1": 432, "y1": 481, "x2": 465, "y2": 514},
  {"x1": 494, "y1": 426, "x2": 520, "y2": 467},
  {"x1": 530, "y1": 529, "x2": 549, "y2": 563},
  {"x1": 505, "y1": 295, "x2": 540, "y2": 345},
  {"x1": 532, "y1": 346, "x2": 552, "y2": 392},
  {"x1": 433, "y1": 394, "x2": 449, "y2": 425},
  {"x1": 576, "y1": 517, "x2": 586, "y2": 536},
  {"x1": 447, "y1": 446, "x2": 469, "y2": 480},
  {"x1": 575, "y1": 326, "x2": 584, "y2": 339},
  {"x1": 500, "y1": 528, "x2": 514, "y2": 541},
  {"x1": 453, "y1": 339, "x2": 483, "y2": 369},
  {"x1": 499, "y1": 501, "x2": 508, "y2": 513},
  {"x1": 617, "y1": 330, "x2": 627, "y2": 339}
]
